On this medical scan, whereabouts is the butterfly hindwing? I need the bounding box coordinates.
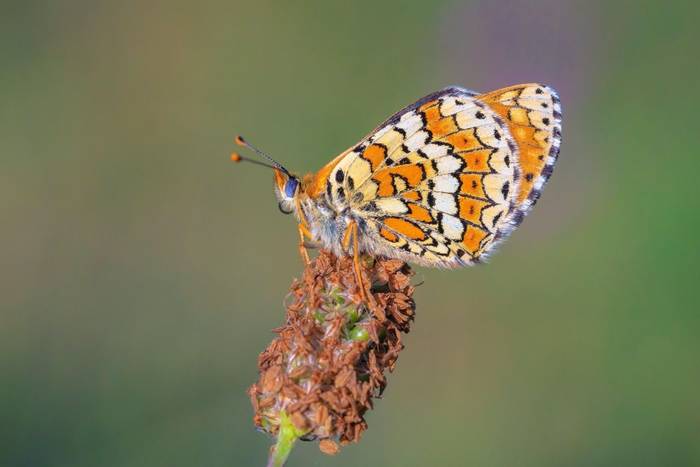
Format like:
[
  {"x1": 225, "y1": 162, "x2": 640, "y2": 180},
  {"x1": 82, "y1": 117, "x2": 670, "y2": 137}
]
[
  {"x1": 352, "y1": 89, "x2": 519, "y2": 266},
  {"x1": 317, "y1": 87, "x2": 476, "y2": 206},
  {"x1": 316, "y1": 84, "x2": 561, "y2": 267}
]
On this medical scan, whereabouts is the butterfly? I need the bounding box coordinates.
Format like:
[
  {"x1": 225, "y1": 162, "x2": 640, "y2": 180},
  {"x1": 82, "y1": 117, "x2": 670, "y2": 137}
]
[{"x1": 232, "y1": 83, "x2": 561, "y2": 298}]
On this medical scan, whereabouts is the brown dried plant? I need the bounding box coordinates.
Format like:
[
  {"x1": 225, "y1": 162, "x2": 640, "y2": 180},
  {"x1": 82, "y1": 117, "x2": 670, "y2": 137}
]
[{"x1": 248, "y1": 251, "x2": 416, "y2": 465}]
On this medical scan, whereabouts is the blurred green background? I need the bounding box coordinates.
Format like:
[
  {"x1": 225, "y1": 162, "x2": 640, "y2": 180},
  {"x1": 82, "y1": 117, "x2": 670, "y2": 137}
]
[{"x1": 2, "y1": 1, "x2": 699, "y2": 466}]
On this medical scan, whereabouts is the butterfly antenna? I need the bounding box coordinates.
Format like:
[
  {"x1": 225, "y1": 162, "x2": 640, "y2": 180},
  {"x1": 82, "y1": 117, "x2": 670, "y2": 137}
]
[
  {"x1": 229, "y1": 152, "x2": 280, "y2": 170},
  {"x1": 234, "y1": 135, "x2": 290, "y2": 175}
]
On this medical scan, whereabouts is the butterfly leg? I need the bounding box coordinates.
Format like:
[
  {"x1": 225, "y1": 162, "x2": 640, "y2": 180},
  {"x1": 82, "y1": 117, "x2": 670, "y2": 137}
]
[
  {"x1": 342, "y1": 220, "x2": 372, "y2": 305},
  {"x1": 295, "y1": 197, "x2": 312, "y2": 265},
  {"x1": 297, "y1": 223, "x2": 311, "y2": 265}
]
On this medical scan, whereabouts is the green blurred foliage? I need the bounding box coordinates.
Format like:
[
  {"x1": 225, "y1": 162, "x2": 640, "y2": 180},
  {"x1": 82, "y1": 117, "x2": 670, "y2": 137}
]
[{"x1": 1, "y1": 1, "x2": 699, "y2": 466}]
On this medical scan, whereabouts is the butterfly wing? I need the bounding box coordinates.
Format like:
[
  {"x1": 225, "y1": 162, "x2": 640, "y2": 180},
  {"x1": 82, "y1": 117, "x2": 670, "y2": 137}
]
[
  {"x1": 352, "y1": 87, "x2": 521, "y2": 267},
  {"x1": 318, "y1": 84, "x2": 561, "y2": 267},
  {"x1": 305, "y1": 87, "x2": 477, "y2": 199},
  {"x1": 477, "y1": 84, "x2": 562, "y2": 219}
]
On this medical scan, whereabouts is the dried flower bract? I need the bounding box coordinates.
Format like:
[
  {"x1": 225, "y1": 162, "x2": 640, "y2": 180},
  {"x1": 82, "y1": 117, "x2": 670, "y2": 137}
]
[{"x1": 248, "y1": 250, "x2": 416, "y2": 453}]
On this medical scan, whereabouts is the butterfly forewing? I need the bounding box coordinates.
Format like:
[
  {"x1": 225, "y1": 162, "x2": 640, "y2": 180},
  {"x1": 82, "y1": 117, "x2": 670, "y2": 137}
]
[{"x1": 477, "y1": 84, "x2": 562, "y2": 214}]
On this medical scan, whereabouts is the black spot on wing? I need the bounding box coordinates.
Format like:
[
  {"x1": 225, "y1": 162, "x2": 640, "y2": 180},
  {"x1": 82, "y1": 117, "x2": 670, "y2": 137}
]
[
  {"x1": 501, "y1": 181, "x2": 510, "y2": 199},
  {"x1": 436, "y1": 212, "x2": 444, "y2": 234},
  {"x1": 364, "y1": 201, "x2": 378, "y2": 212}
]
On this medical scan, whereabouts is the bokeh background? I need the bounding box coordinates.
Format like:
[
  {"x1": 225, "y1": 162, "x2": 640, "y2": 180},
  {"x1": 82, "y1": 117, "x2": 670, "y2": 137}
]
[{"x1": 3, "y1": 1, "x2": 699, "y2": 466}]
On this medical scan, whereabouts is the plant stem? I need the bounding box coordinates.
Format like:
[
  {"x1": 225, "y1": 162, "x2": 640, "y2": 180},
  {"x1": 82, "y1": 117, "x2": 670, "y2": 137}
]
[{"x1": 266, "y1": 412, "x2": 304, "y2": 467}]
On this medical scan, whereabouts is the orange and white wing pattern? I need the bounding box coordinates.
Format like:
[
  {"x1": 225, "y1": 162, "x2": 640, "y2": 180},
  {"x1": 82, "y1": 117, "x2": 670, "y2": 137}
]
[
  {"x1": 478, "y1": 84, "x2": 562, "y2": 219},
  {"x1": 320, "y1": 84, "x2": 561, "y2": 267}
]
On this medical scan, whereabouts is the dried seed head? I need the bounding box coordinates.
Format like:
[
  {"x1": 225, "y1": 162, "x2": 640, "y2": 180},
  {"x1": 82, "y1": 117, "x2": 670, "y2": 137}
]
[
  {"x1": 248, "y1": 251, "x2": 416, "y2": 453},
  {"x1": 319, "y1": 439, "x2": 339, "y2": 455}
]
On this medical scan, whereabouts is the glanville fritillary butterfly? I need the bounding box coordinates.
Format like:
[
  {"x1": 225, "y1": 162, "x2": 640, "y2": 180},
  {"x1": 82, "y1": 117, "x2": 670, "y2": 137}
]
[{"x1": 232, "y1": 84, "x2": 561, "y2": 299}]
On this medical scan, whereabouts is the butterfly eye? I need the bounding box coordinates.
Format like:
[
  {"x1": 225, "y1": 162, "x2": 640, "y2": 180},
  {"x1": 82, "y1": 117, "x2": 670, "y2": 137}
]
[{"x1": 284, "y1": 178, "x2": 299, "y2": 198}]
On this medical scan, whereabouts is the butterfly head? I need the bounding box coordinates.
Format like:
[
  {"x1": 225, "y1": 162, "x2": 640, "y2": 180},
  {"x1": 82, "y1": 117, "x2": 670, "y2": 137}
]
[{"x1": 231, "y1": 135, "x2": 300, "y2": 216}]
